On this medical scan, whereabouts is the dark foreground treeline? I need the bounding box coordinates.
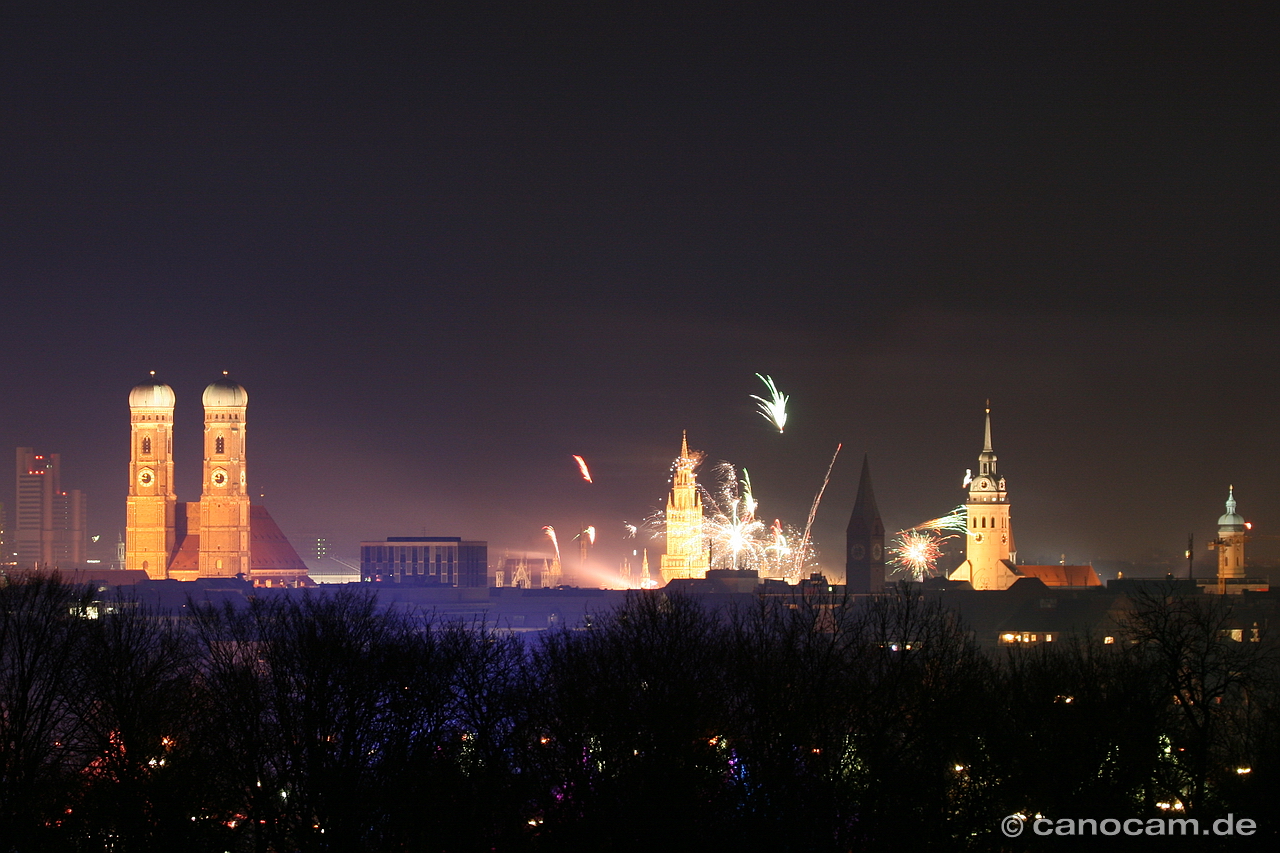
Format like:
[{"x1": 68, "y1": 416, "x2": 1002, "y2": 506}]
[{"x1": 1, "y1": 575, "x2": 1278, "y2": 852}]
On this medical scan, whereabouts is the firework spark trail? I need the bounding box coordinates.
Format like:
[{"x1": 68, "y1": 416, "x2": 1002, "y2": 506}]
[
  {"x1": 572, "y1": 455, "x2": 593, "y2": 483},
  {"x1": 622, "y1": 521, "x2": 638, "y2": 538},
  {"x1": 750, "y1": 373, "x2": 789, "y2": 433},
  {"x1": 912, "y1": 505, "x2": 970, "y2": 536},
  {"x1": 574, "y1": 525, "x2": 596, "y2": 545},
  {"x1": 795, "y1": 443, "x2": 842, "y2": 577},
  {"x1": 542, "y1": 526, "x2": 561, "y2": 563}
]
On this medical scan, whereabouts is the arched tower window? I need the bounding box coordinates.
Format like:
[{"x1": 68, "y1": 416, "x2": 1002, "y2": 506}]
[
  {"x1": 216, "y1": 436, "x2": 225, "y2": 454},
  {"x1": 142, "y1": 437, "x2": 151, "y2": 455}
]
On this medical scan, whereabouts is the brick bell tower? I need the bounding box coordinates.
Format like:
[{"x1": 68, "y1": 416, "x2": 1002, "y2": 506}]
[
  {"x1": 197, "y1": 373, "x2": 251, "y2": 576},
  {"x1": 126, "y1": 373, "x2": 177, "y2": 579}
]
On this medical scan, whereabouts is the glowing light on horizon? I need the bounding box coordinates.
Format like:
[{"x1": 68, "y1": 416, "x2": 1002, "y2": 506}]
[
  {"x1": 572, "y1": 455, "x2": 593, "y2": 483},
  {"x1": 750, "y1": 373, "x2": 788, "y2": 433}
]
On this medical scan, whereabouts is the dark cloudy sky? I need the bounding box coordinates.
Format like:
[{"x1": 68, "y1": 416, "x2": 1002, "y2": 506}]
[{"x1": 3, "y1": 4, "x2": 1278, "y2": 576}]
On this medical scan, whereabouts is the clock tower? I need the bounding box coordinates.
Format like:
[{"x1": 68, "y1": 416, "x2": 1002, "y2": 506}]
[
  {"x1": 126, "y1": 374, "x2": 177, "y2": 579},
  {"x1": 197, "y1": 373, "x2": 251, "y2": 576},
  {"x1": 846, "y1": 454, "x2": 885, "y2": 593},
  {"x1": 660, "y1": 432, "x2": 711, "y2": 584},
  {"x1": 949, "y1": 403, "x2": 1018, "y2": 590}
]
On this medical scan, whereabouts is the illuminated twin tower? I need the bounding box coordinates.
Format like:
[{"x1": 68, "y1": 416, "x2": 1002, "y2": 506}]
[{"x1": 125, "y1": 374, "x2": 309, "y2": 585}]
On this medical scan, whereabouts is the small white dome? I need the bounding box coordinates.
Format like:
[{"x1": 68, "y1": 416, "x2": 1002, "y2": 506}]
[
  {"x1": 203, "y1": 376, "x2": 248, "y2": 408},
  {"x1": 129, "y1": 377, "x2": 176, "y2": 409}
]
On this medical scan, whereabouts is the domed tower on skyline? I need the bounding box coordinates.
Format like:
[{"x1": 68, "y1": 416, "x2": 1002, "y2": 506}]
[
  {"x1": 125, "y1": 373, "x2": 177, "y2": 577},
  {"x1": 660, "y1": 432, "x2": 710, "y2": 584},
  {"x1": 1215, "y1": 487, "x2": 1247, "y2": 590},
  {"x1": 198, "y1": 373, "x2": 251, "y2": 577},
  {"x1": 123, "y1": 374, "x2": 311, "y2": 586}
]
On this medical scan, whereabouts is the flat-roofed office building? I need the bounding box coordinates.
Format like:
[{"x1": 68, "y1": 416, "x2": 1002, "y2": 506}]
[{"x1": 361, "y1": 537, "x2": 487, "y2": 587}]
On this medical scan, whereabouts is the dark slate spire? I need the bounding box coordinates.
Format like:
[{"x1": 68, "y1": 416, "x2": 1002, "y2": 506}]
[
  {"x1": 848, "y1": 453, "x2": 880, "y2": 535},
  {"x1": 846, "y1": 454, "x2": 885, "y2": 594}
]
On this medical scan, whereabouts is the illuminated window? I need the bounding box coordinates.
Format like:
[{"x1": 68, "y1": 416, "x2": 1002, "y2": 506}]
[{"x1": 1104, "y1": 636, "x2": 1115, "y2": 645}]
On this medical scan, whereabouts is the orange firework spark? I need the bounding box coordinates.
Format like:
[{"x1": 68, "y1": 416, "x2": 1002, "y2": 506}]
[
  {"x1": 572, "y1": 454, "x2": 593, "y2": 483},
  {"x1": 542, "y1": 526, "x2": 561, "y2": 563}
]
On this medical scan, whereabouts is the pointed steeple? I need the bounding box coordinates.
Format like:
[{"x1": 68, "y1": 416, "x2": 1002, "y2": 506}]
[
  {"x1": 848, "y1": 454, "x2": 881, "y2": 532},
  {"x1": 978, "y1": 401, "x2": 997, "y2": 478},
  {"x1": 846, "y1": 454, "x2": 885, "y2": 594}
]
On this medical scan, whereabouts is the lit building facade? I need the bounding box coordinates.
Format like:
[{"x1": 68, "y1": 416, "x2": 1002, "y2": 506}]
[
  {"x1": 125, "y1": 375, "x2": 310, "y2": 586},
  {"x1": 660, "y1": 432, "x2": 710, "y2": 584},
  {"x1": 948, "y1": 405, "x2": 1100, "y2": 590},
  {"x1": 1208, "y1": 487, "x2": 1266, "y2": 594}
]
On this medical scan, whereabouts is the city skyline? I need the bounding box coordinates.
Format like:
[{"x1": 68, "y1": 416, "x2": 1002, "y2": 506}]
[{"x1": 3, "y1": 7, "x2": 1279, "y2": 575}]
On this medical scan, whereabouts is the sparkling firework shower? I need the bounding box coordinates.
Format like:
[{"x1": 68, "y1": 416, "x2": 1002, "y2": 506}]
[
  {"x1": 572, "y1": 455, "x2": 593, "y2": 483},
  {"x1": 750, "y1": 373, "x2": 789, "y2": 433},
  {"x1": 889, "y1": 529, "x2": 946, "y2": 581},
  {"x1": 888, "y1": 507, "x2": 969, "y2": 579},
  {"x1": 696, "y1": 462, "x2": 813, "y2": 578}
]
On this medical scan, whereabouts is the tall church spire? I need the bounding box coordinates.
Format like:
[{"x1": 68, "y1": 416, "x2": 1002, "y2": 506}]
[
  {"x1": 978, "y1": 400, "x2": 997, "y2": 478},
  {"x1": 846, "y1": 454, "x2": 885, "y2": 593},
  {"x1": 949, "y1": 402, "x2": 1015, "y2": 589}
]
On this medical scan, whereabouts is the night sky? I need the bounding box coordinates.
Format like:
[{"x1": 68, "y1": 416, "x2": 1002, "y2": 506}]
[{"x1": 3, "y1": 5, "x2": 1278, "y2": 577}]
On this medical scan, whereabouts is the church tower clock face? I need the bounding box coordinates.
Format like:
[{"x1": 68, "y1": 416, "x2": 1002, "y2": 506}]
[
  {"x1": 211, "y1": 469, "x2": 228, "y2": 487},
  {"x1": 851, "y1": 543, "x2": 865, "y2": 560},
  {"x1": 138, "y1": 469, "x2": 154, "y2": 487}
]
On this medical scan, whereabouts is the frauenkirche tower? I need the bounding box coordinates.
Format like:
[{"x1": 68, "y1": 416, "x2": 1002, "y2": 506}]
[
  {"x1": 126, "y1": 374, "x2": 177, "y2": 577},
  {"x1": 198, "y1": 374, "x2": 251, "y2": 576},
  {"x1": 125, "y1": 373, "x2": 308, "y2": 586}
]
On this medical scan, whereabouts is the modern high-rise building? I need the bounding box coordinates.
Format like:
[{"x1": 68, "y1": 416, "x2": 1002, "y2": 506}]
[
  {"x1": 124, "y1": 374, "x2": 310, "y2": 586},
  {"x1": 660, "y1": 432, "x2": 710, "y2": 584},
  {"x1": 15, "y1": 448, "x2": 87, "y2": 569}
]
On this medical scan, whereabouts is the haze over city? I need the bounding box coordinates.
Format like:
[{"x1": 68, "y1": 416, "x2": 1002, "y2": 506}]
[{"x1": 3, "y1": 5, "x2": 1278, "y2": 576}]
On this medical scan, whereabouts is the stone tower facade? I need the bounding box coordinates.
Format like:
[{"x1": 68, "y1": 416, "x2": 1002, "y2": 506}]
[
  {"x1": 949, "y1": 403, "x2": 1020, "y2": 590},
  {"x1": 1215, "y1": 487, "x2": 1246, "y2": 588},
  {"x1": 197, "y1": 375, "x2": 252, "y2": 576},
  {"x1": 126, "y1": 374, "x2": 292, "y2": 583},
  {"x1": 125, "y1": 375, "x2": 177, "y2": 577},
  {"x1": 660, "y1": 432, "x2": 710, "y2": 584}
]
